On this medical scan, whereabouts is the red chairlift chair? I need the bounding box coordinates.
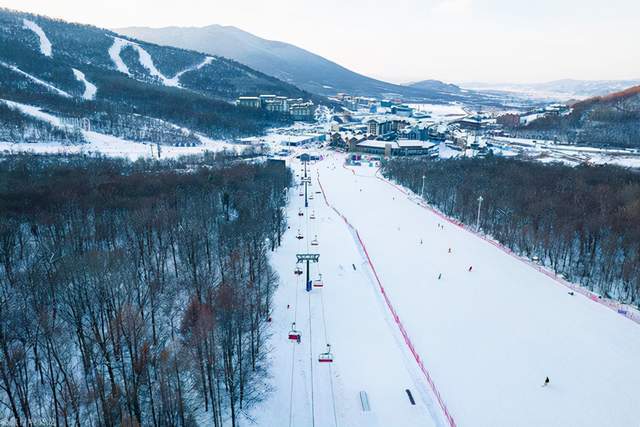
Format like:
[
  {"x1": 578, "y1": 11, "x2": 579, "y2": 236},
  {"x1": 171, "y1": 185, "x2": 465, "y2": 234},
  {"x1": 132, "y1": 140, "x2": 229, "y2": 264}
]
[
  {"x1": 288, "y1": 323, "x2": 301, "y2": 342},
  {"x1": 318, "y1": 344, "x2": 333, "y2": 363},
  {"x1": 312, "y1": 274, "x2": 324, "y2": 288}
]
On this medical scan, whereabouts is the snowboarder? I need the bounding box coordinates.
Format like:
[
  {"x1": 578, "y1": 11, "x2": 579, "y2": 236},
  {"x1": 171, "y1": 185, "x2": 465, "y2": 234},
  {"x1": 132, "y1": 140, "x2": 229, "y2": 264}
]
[
  {"x1": 542, "y1": 377, "x2": 550, "y2": 387},
  {"x1": 468, "y1": 266, "x2": 473, "y2": 272},
  {"x1": 438, "y1": 273, "x2": 442, "y2": 280}
]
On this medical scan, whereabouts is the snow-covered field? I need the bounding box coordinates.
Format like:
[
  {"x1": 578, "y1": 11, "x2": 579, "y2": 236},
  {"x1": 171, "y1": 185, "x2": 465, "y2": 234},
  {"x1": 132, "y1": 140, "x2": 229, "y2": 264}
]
[
  {"x1": 0, "y1": 100, "x2": 240, "y2": 159},
  {"x1": 255, "y1": 152, "x2": 640, "y2": 426}
]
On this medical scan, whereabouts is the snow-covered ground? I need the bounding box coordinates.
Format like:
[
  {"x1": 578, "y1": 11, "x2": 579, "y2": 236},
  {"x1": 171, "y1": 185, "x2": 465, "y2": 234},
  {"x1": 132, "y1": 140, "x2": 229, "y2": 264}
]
[
  {"x1": 253, "y1": 159, "x2": 441, "y2": 427},
  {"x1": 22, "y1": 19, "x2": 52, "y2": 57},
  {"x1": 406, "y1": 103, "x2": 467, "y2": 121},
  {"x1": 0, "y1": 99, "x2": 240, "y2": 160},
  {"x1": 254, "y1": 151, "x2": 640, "y2": 426},
  {"x1": 487, "y1": 136, "x2": 640, "y2": 169},
  {"x1": 108, "y1": 36, "x2": 215, "y2": 88},
  {"x1": 0, "y1": 61, "x2": 71, "y2": 98},
  {"x1": 72, "y1": 69, "x2": 97, "y2": 100}
]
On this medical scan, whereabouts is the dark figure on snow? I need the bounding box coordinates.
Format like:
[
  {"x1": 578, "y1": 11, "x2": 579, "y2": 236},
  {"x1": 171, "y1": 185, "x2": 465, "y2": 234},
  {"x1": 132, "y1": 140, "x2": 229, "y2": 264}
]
[
  {"x1": 468, "y1": 266, "x2": 473, "y2": 272},
  {"x1": 448, "y1": 248, "x2": 452, "y2": 253},
  {"x1": 438, "y1": 273, "x2": 442, "y2": 280},
  {"x1": 543, "y1": 377, "x2": 550, "y2": 387}
]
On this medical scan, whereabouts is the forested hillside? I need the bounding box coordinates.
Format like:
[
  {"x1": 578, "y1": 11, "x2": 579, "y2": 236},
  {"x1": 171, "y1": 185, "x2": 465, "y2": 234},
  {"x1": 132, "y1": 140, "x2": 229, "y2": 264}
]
[
  {"x1": 384, "y1": 157, "x2": 640, "y2": 305},
  {"x1": 0, "y1": 8, "x2": 321, "y2": 142},
  {"x1": 524, "y1": 86, "x2": 640, "y2": 148},
  {"x1": 0, "y1": 154, "x2": 292, "y2": 426}
]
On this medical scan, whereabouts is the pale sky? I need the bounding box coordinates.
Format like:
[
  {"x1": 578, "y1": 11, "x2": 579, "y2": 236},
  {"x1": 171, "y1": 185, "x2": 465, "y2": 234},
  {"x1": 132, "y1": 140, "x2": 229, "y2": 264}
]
[{"x1": 2, "y1": 0, "x2": 638, "y2": 84}]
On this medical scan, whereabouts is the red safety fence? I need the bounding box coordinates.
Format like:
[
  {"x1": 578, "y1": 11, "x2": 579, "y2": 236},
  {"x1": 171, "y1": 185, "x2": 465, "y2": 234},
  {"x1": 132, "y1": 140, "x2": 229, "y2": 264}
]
[
  {"x1": 375, "y1": 171, "x2": 640, "y2": 326},
  {"x1": 317, "y1": 172, "x2": 458, "y2": 427}
]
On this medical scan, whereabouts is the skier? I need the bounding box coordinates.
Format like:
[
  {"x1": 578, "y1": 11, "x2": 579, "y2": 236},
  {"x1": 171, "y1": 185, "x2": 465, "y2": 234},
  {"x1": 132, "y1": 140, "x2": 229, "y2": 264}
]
[
  {"x1": 297, "y1": 335, "x2": 301, "y2": 344},
  {"x1": 468, "y1": 266, "x2": 473, "y2": 272},
  {"x1": 420, "y1": 239, "x2": 423, "y2": 244},
  {"x1": 438, "y1": 273, "x2": 442, "y2": 280},
  {"x1": 448, "y1": 248, "x2": 452, "y2": 253},
  {"x1": 542, "y1": 377, "x2": 550, "y2": 387},
  {"x1": 568, "y1": 291, "x2": 575, "y2": 296}
]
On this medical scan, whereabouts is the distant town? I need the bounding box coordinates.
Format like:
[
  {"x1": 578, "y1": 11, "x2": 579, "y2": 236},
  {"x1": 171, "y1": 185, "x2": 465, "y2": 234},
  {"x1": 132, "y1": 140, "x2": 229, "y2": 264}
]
[{"x1": 237, "y1": 94, "x2": 315, "y2": 121}]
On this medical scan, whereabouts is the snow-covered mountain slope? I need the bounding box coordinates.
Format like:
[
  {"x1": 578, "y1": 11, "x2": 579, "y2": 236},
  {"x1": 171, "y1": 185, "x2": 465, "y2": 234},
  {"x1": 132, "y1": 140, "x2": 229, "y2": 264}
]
[
  {"x1": 257, "y1": 153, "x2": 640, "y2": 426},
  {"x1": 72, "y1": 69, "x2": 97, "y2": 100},
  {"x1": 115, "y1": 25, "x2": 497, "y2": 104},
  {"x1": 0, "y1": 8, "x2": 322, "y2": 141},
  {"x1": 22, "y1": 18, "x2": 52, "y2": 57},
  {"x1": 0, "y1": 98, "x2": 239, "y2": 158}
]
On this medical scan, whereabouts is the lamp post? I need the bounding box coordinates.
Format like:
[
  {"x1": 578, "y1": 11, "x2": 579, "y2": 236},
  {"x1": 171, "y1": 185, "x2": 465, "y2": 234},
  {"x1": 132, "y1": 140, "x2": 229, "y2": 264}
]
[{"x1": 476, "y1": 196, "x2": 483, "y2": 231}]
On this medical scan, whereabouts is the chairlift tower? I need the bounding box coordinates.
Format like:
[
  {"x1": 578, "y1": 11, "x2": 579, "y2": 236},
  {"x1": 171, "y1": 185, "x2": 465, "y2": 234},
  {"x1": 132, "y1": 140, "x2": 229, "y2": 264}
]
[{"x1": 296, "y1": 253, "x2": 320, "y2": 292}]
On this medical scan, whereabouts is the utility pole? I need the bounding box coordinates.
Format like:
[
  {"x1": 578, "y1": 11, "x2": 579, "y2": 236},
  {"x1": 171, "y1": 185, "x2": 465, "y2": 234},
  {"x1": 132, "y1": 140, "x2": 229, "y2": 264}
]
[
  {"x1": 421, "y1": 175, "x2": 426, "y2": 199},
  {"x1": 476, "y1": 195, "x2": 483, "y2": 231},
  {"x1": 296, "y1": 253, "x2": 320, "y2": 292},
  {"x1": 301, "y1": 154, "x2": 310, "y2": 208}
]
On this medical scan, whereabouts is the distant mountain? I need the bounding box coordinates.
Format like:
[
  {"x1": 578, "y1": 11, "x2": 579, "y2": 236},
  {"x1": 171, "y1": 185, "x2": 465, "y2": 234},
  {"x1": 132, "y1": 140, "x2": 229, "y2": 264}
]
[
  {"x1": 461, "y1": 79, "x2": 640, "y2": 101},
  {"x1": 523, "y1": 85, "x2": 640, "y2": 148},
  {"x1": 0, "y1": 8, "x2": 323, "y2": 144},
  {"x1": 405, "y1": 79, "x2": 463, "y2": 94},
  {"x1": 116, "y1": 25, "x2": 488, "y2": 103}
]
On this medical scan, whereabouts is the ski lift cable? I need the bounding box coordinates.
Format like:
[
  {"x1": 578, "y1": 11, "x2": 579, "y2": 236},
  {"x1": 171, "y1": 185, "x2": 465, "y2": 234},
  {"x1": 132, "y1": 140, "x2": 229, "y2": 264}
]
[
  {"x1": 289, "y1": 196, "x2": 304, "y2": 427},
  {"x1": 319, "y1": 266, "x2": 339, "y2": 426}
]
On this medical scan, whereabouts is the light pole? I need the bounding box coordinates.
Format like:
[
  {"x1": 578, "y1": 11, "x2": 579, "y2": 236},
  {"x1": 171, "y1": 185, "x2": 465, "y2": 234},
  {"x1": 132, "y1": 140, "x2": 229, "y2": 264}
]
[
  {"x1": 421, "y1": 175, "x2": 426, "y2": 200},
  {"x1": 476, "y1": 196, "x2": 483, "y2": 231}
]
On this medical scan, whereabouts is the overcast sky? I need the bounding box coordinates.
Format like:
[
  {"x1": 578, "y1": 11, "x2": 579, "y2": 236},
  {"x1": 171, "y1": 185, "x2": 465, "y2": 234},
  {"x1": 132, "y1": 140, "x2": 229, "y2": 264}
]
[{"x1": 2, "y1": 0, "x2": 638, "y2": 84}]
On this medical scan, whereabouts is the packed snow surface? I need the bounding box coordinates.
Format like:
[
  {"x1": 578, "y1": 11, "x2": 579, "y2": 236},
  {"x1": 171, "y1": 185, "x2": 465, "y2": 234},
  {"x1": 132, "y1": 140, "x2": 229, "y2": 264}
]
[
  {"x1": 108, "y1": 37, "x2": 132, "y2": 75},
  {"x1": 22, "y1": 19, "x2": 52, "y2": 57},
  {"x1": 167, "y1": 56, "x2": 215, "y2": 85},
  {"x1": 72, "y1": 69, "x2": 97, "y2": 100},
  {"x1": 0, "y1": 61, "x2": 70, "y2": 98},
  {"x1": 254, "y1": 152, "x2": 640, "y2": 426},
  {"x1": 0, "y1": 99, "x2": 239, "y2": 159},
  {"x1": 108, "y1": 36, "x2": 213, "y2": 87}
]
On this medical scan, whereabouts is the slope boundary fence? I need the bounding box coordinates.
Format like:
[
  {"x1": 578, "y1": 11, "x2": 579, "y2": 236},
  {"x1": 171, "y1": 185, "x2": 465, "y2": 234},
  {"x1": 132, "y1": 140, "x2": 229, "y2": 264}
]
[
  {"x1": 373, "y1": 169, "x2": 640, "y2": 326},
  {"x1": 316, "y1": 171, "x2": 457, "y2": 427}
]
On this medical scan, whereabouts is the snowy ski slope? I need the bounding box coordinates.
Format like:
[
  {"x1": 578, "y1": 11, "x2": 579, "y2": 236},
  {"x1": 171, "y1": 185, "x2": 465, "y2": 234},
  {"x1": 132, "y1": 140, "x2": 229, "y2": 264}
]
[
  {"x1": 256, "y1": 152, "x2": 640, "y2": 427},
  {"x1": 254, "y1": 158, "x2": 440, "y2": 427},
  {"x1": 22, "y1": 19, "x2": 52, "y2": 57}
]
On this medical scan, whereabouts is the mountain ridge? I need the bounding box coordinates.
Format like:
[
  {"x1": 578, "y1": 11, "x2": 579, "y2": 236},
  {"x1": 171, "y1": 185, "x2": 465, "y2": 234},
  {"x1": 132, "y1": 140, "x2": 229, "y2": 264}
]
[
  {"x1": 116, "y1": 24, "x2": 490, "y2": 103},
  {"x1": 0, "y1": 8, "x2": 323, "y2": 143}
]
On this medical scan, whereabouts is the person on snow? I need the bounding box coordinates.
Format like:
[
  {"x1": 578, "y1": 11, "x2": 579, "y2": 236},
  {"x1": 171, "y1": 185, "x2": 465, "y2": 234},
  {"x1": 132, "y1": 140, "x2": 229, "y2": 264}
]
[
  {"x1": 438, "y1": 273, "x2": 442, "y2": 280},
  {"x1": 543, "y1": 377, "x2": 550, "y2": 387},
  {"x1": 448, "y1": 248, "x2": 452, "y2": 253},
  {"x1": 468, "y1": 266, "x2": 473, "y2": 272}
]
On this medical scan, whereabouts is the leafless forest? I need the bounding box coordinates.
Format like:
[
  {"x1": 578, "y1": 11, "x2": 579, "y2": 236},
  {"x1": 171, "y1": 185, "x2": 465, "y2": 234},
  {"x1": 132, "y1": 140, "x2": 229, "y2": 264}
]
[
  {"x1": 0, "y1": 153, "x2": 291, "y2": 426},
  {"x1": 384, "y1": 157, "x2": 640, "y2": 305}
]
